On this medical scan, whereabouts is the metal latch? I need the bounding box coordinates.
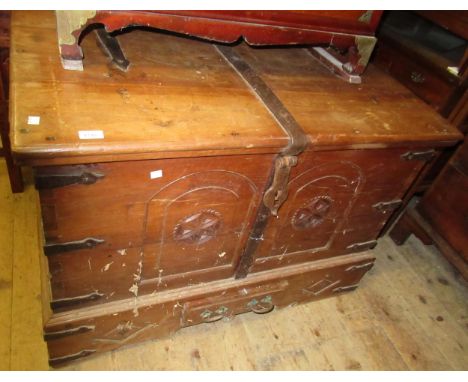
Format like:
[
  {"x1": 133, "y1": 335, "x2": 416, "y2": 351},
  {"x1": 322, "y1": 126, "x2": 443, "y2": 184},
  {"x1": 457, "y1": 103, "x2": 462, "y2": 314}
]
[
  {"x1": 263, "y1": 156, "x2": 298, "y2": 215},
  {"x1": 401, "y1": 150, "x2": 436, "y2": 162},
  {"x1": 373, "y1": 199, "x2": 403, "y2": 213},
  {"x1": 50, "y1": 291, "x2": 104, "y2": 310},
  {"x1": 35, "y1": 171, "x2": 104, "y2": 189},
  {"x1": 346, "y1": 240, "x2": 378, "y2": 251},
  {"x1": 44, "y1": 237, "x2": 105, "y2": 256}
]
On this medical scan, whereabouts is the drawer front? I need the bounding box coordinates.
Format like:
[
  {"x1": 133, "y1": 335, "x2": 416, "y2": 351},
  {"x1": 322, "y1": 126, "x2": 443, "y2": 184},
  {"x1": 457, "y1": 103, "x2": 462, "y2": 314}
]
[
  {"x1": 182, "y1": 280, "x2": 288, "y2": 326},
  {"x1": 45, "y1": 301, "x2": 182, "y2": 367},
  {"x1": 249, "y1": 148, "x2": 426, "y2": 273},
  {"x1": 44, "y1": 252, "x2": 374, "y2": 366},
  {"x1": 374, "y1": 42, "x2": 457, "y2": 113},
  {"x1": 38, "y1": 154, "x2": 275, "y2": 311}
]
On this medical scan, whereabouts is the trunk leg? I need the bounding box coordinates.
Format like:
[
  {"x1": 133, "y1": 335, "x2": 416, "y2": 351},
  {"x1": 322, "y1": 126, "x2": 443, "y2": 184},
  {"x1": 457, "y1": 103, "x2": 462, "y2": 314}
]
[{"x1": 389, "y1": 208, "x2": 434, "y2": 246}]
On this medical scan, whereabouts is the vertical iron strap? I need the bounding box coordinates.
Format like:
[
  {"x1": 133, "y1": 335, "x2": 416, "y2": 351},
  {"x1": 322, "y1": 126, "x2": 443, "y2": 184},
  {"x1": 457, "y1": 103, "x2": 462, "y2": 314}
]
[{"x1": 214, "y1": 45, "x2": 308, "y2": 156}]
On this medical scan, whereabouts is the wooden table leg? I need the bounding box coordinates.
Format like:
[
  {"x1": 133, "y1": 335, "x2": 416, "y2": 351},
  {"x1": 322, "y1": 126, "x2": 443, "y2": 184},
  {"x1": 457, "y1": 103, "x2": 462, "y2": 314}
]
[
  {"x1": 389, "y1": 207, "x2": 434, "y2": 246},
  {"x1": 0, "y1": 101, "x2": 23, "y2": 193}
]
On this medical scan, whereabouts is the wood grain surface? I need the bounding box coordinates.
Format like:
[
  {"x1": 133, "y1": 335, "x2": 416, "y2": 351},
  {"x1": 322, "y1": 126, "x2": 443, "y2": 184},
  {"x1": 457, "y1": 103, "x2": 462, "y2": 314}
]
[
  {"x1": 10, "y1": 11, "x2": 461, "y2": 166},
  {"x1": 10, "y1": 11, "x2": 287, "y2": 164},
  {"x1": 1, "y1": 158, "x2": 467, "y2": 370}
]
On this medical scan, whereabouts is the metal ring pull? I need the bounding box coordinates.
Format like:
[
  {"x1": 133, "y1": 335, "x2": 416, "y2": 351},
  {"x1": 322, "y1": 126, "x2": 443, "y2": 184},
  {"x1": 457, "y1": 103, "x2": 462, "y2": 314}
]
[
  {"x1": 248, "y1": 295, "x2": 275, "y2": 314},
  {"x1": 200, "y1": 306, "x2": 229, "y2": 323}
]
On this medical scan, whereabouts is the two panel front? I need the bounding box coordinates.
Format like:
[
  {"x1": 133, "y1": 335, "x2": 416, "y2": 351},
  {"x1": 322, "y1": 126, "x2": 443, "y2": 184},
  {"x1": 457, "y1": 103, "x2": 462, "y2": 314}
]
[
  {"x1": 37, "y1": 155, "x2": 274, "y2": 310},
  {"x1": 248, "y1": 148, "x2": 426, "y2": 273}
]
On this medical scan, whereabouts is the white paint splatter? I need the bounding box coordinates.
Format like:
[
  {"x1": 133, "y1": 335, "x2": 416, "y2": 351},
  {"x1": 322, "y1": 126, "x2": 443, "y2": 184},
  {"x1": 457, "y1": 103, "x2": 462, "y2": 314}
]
[
  {"x1": 101, "y1": 261, "x2": 114, "y2": 272},
  {"x1": 157, "y1": 269, "x2": 164, "y2": 286},
  {"x1": 129, "y1": 283, "x2": 139, "y2": 297}
]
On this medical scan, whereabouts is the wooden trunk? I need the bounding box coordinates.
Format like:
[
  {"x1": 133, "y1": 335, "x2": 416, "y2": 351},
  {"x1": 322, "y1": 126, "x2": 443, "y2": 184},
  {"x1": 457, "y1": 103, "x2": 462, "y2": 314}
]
[
  {"x1": 54, "y1": 10, "x2": 383, "y2": 75},
  {"x1": 9, "y1": 11, "x2": 462, "y2": 366}
]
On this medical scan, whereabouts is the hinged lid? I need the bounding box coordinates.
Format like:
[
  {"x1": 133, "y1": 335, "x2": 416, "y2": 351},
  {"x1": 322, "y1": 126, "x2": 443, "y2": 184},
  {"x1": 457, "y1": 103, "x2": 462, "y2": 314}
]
[
  {"x1": 232, "y1": 44, "x2": 462, "y2": 150},
  {"x1": 10, "y1": 11, "x2": 289, "y2": 166},
  {"x1": 10, "y1": 11, "x2": 461, "y2": 167}
]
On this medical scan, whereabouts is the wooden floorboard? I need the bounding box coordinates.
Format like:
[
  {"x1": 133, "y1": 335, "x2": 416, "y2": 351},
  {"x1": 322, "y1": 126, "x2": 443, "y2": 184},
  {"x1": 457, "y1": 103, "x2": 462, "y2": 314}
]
[
  {"x1": 0, "y1": 158, "x2": 467, "y2": 371},
  {"x1": 0, "y1": 157, "x2": 14, "y2": 370}
]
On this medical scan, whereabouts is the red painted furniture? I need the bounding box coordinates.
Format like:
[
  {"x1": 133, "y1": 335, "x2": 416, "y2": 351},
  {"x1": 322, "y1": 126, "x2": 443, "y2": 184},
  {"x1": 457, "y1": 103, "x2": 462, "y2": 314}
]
[{"x1": 56, "y1": 10, "x2": 383, "y2": 79}]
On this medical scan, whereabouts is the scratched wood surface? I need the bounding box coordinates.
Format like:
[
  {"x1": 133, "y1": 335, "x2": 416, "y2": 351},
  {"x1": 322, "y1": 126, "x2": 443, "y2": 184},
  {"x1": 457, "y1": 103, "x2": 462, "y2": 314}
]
[
  {"x1": 10, "y1": 11, "x2": 287, "y2": 165},
  {"x1": 1, "y1": 158, "x2": 467, "y2": 370},
  {"x1": 10, "y1": 11, "x2": 461, "y2": 168},
  {"x1": 233, "y1": 43, "x2": 460, "y2": 149}
]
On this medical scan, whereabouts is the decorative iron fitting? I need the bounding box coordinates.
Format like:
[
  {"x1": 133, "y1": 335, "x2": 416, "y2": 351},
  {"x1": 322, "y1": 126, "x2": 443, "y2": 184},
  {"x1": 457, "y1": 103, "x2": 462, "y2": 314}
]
[
  {"x1": 372, "y1": 199, "x2": 403, "y2": 213},
  {"x1": 346, "y1": 240, "x2": 378, "y2": 251},
  {"x1": 44, "y1": 237, "x2": 105, "y2": 256},
  {"x1": 50, "y1": 291, "x2": 104, "y2": 310},
  {"x1": 358, "y1": 10, "x2": 374, "y2": 24},
  {"x1": 49, "y1": 349, "x2": 96, "y2": 367},
  {"x1": 247, "y1": 295, "x2": 275, "y2": 314},
  {"x1": 263, "y1": 156, "x2": 298, "y2": 215},
  {"x1": 332, "y1": 284, "x2": 360, "y2": 293},
  {"x1": 200, "y1": 306, "x2": 229, "y2": 323},
  {"x1": 44, "y1": 325, "x2": 95, "y2": 341},
  {"x1": 35, "y1": 171, "x2": 105, "y2": 189},
  {"x1": 214, "y1": 44, "x2": 308, "y2": 156},
  {"x1": 345, "y1": 261, "x2": 375, "y2": 272},
  {"x1": 401, "y1": 150, "x2": 436, "y2": 162},
  {"x1": 352, "y1": 35, "x2": 377, "y2": 71},
  {"x1": 217, "y1": 44, "x2": 310, "y2": 276}
]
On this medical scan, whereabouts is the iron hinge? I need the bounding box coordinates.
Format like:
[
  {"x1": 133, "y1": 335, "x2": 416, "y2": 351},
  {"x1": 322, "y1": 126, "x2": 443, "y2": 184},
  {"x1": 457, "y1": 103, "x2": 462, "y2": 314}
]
[
  {"x1": 373, "y1": 199, "x2": 403, "y2": 213},
  {"x1": 50, "y1": 291, "x2": 104, "y2": 311},
  {"x1": 35, "y1": 171, "x2": 104, "y2": 190},
  {"x1": 346, "y1": 240, "x2": 378, "y2": 251},
  {"x1": 401, "y1": 150, "x2": 436, "y2": 162},
  {"x1": 44, "y1": 237, "x2": 105, "y2": 256},
  {"x1": 44, "y1": 325, "x2": 95, "y2": 341}
]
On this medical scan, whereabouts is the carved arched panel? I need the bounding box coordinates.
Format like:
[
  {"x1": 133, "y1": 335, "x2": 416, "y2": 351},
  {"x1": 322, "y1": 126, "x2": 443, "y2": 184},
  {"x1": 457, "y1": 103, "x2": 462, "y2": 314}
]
[
  {"x1": 262, "y1": 161, "x2": 363, "y2": 258},
  {"x1": 141, "y1": 170, "x2": 258, "y2": 284}
]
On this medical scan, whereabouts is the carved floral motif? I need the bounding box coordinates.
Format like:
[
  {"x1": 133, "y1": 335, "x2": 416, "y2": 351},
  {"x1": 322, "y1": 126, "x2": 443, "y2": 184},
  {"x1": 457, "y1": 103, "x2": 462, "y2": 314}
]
[
  {"x1": 291, "y1": 196, "x2": 333, "y2": 230},
  {"x1": 173, "y1": 209, "x2": 222, "y2": 245}
]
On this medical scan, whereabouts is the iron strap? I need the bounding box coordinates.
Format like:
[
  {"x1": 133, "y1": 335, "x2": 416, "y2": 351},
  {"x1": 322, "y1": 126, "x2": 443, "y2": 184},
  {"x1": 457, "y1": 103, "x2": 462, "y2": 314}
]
[
  {"x1": 215, "y1": 45, "x2": 310, "y2": 277},
  {"x1": 214, "y1": 44, "x2": 308, "y2": 156}
]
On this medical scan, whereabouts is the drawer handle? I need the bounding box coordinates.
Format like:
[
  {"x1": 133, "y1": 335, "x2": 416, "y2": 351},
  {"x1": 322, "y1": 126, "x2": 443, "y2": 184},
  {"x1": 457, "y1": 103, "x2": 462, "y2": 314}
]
[
  {"x1": 410, "y1": 71, "x2": 425, "y2": 84},
  {"x1": 248, "y1": 295, "x2": 275, "y2": 314},
  {"x1": 200, "y1": 306, "x2": 228, "y2": 323},
  {"x1": 372, "y1": 200, "x2": 402, "y2": 213}
]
